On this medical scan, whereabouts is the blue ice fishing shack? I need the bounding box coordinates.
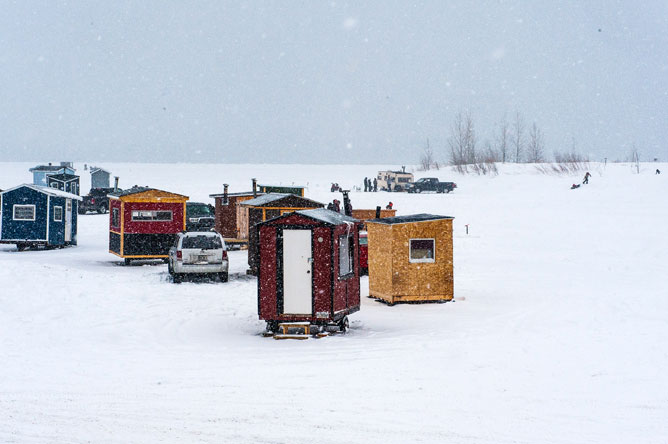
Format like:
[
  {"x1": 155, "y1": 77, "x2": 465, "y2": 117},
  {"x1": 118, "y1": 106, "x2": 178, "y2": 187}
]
[{"x1": 0, "y1": 184, "x2": 82, "y2": 250}]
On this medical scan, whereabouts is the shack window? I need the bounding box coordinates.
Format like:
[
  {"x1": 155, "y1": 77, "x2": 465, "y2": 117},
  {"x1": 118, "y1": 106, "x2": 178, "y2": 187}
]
[
  {"x1": 131, "y1": 210, "x2": 172, "y2": 221},
  {"x1": 111, "y1": 208, "x2": 120, "y2": 227},
  {"x1": 338, "y1": 234, "x2": 354, "y2": 277},
  {"x1": 409, "y1": 238, "x2": 435, "y2": 263},
  {"x1": 13, "y1": 205, "x2": 36, "y2": 221},
  {"x1": 53, "y1": 206, "x2": 63, "y2": 222}
]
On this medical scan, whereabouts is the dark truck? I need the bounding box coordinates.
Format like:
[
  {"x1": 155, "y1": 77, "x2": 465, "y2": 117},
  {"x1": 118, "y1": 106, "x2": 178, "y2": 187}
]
[
  {"x1": 186, "y1": 202, "x2": 215, "y2": 231},
  {"x1": 79, "y1": 187, "x2": 115, "y2": 214},
  {"x1": 408, "y1": 177, "x2": 457, "y2": 193}
]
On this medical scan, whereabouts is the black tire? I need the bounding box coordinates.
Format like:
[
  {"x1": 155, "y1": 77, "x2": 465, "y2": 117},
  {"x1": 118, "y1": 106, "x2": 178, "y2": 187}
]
[
  {"x1": 16, "y1": 242, "x2": 28, "y2": 252},
  {"x1": 78, "y1": 208, "x2": 86, "y2": 215},
  {"x1": 172, "y1": 273, "x2": 182, "y2": 284},
  {"x1": 416, "y1": 187, "x2": 422, "y2": 193},
  {"x1": 97, "y1": 204, "x2": 108, "y2": 214},
  {"x1": 124, "y1": 258, "x2": 132, "y2": 266},
  {"x1": 338, "y1": 316, "x2": 350, "y2": 332},
  {"x1": 219, "y1": 272, "x2": 229, "y2": 283}
]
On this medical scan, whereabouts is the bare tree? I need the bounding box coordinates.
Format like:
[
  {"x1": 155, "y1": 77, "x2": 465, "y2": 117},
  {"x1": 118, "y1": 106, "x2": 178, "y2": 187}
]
[
  {"x1": 511, "y1": 111, "x2": 524, "y2": 163},
  {"x1": 526, "y1": 122, "x2": 545, "y2": 163},
  {"x1": 630, "y1": 144, "x2": 640, "y2": 174},
  {"x1": 448, "y1": 111, "x2": 477, "y2": 168},
  {"x1": 495, "y1": 116, "x2": 510, "y2": 163},
  {"x1": 419, "y1": 138, "x2": 435, "y2": 171}
]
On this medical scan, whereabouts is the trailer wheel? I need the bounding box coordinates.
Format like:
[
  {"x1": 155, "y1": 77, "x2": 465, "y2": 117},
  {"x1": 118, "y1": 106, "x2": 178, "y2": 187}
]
[
  {"x1": 338, "y1": 316, "x2": 350, "y2": 332},
  {"x1": 16, "y1": 242, "x2": 28, "y2": 252},
  {"x1": 124, "y1": 258, "x2": 132, "y2": 266}
]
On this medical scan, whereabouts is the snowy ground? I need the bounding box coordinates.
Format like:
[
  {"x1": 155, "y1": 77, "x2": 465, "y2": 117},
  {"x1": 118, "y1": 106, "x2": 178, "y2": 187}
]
[{"x1": 1, "y1": 162, "x2": 666, "y2": 443}]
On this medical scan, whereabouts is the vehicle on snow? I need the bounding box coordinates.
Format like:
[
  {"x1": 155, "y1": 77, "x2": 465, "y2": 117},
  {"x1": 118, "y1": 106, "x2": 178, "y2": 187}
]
[
  {"x1": 168, "y1": 231, "x2": 229, "y2": 283},
  {"x1": 185, "y1": 202, "x2": 215, "y2": 231},
  {"x1": 377, "y1": 169, "x2": 414, "y2": 192},
  {"x1": 407, "y1": 178, "x2": 457, "y2": 193},
  {"x1": 78, "y1": 187, "x2": 115, "y2": 214}
]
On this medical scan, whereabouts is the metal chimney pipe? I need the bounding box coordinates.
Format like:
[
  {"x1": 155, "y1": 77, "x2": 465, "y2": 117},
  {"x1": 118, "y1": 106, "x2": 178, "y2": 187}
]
[
  {"x1": 375, "y1": 206, "x2": 381, "y2": 219},
  {"x1": 114, "y1": 176, "x2": 119, "y2": 191},
  {"x1": 252, "y1": 178, "x2": 257, "y2": 197},
  {"x1": 223, "y1": 184, "x2": 229, "y2": 204}
]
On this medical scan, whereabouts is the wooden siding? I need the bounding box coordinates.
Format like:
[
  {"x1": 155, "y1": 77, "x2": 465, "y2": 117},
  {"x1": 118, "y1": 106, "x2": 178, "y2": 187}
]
[{"x1": 367, "y1": 218, "x2": 453, "y2": 303}]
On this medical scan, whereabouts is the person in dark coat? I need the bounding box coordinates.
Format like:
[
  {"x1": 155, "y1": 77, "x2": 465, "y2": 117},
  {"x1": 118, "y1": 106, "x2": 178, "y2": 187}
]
[
  {"x1": 386, "y1": 201, "x2": 393, "y2": 210},
  {"x1": 656, "y1": 169, "x2": 661, "y2": 175},
  {"x1": 332, "y1": 199, "x2": 340, "y2": 213},
  {"x1": 363, "y1": 177, "x2": 368, "y2": 192},
  {"x1": 583, "y1": 171, "x2": 591, "y2": 184},
  {"x1": 373, "y1": 177, "x2": 378, "y2": 192}
]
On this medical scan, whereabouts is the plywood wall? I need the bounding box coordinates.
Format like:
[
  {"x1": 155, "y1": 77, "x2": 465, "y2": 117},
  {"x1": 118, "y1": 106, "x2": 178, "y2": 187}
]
[{"x1": 368, "y1": 219, "x2": 453, "y2": 303}]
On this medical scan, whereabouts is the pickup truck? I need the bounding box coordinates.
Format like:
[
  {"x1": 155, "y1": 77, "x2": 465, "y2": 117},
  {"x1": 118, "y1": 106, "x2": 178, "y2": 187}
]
[
  {"x1": 78, "y1": 187, "x2": 115, "y2": 214},
  {"x1": 407, "y1": 178, "x2": 457, "y2": 194}
]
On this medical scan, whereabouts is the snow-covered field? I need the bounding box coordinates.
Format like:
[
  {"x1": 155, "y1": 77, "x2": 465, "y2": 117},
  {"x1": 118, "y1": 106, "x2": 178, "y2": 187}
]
[{"x1": 1, "y1": 161, "x2": 666, "y2": 443}]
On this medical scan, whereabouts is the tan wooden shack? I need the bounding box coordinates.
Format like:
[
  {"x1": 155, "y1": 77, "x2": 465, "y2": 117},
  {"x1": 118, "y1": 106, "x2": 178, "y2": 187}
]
[
  {"x1": 351, "y1": 208, "x2": 396, "y2": 228},
  {"x1": 366, "y1": 214, "x2": 454, "y2": 304}
]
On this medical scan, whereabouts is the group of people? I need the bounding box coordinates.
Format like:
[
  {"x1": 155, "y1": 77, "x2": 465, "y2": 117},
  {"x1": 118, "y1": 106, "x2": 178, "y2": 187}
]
[{"x1": 363, "y1": 177, "x2": 378, "y2": 192}]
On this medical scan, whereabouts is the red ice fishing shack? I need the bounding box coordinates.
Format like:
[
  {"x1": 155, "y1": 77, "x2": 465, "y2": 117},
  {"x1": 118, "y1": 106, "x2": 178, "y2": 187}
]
[
  {"x1": 108, "y1": 187, "x2": 189, "y2": 264},
  {"x1": 258, "y1": 208, "x2": 362, "y2": 333}
]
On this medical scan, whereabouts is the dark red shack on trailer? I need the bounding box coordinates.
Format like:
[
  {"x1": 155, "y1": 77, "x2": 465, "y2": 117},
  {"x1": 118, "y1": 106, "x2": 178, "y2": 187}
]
[{"x1": 258, "y1": 208, "x2": 362, "y2": 332}]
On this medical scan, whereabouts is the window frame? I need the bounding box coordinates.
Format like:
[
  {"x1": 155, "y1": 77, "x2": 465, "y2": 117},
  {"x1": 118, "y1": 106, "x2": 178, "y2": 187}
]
[
  {"x1": 53, "y1": 206, "x2": 63, "y2": 222},
  {"x1": 409, "y1": 238, "x2": 436, "y2": 263},
  {"x1": 13, "y1": 204, "x2": 36, "y2": 221},
  {"x1": 111, "y1": 208, "x2": 120, "y2": 227},
  {"x1": 131, "y1": 210, "x2": 173, "y2": 222},
  {"x1": 338, "y1": 233, "x2": 355, "y2": 278}
]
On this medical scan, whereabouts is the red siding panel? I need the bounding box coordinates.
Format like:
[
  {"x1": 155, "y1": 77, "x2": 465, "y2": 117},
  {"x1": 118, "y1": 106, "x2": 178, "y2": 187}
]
[{"x1": 258, "y1": 225, "x2": 278, "y2": 320}]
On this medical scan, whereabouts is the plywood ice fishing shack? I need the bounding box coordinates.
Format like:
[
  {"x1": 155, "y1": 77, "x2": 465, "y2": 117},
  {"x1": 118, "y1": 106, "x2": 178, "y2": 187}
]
[
  {"x1": 108, "y1": 187, "x2": 188, "y2": 263},
  {"x1": 257, "y1": 209, "x2": 362, "y2": 332},
  {"x1": 366, "y1": 214, "x2": 454, "y2": 304}
]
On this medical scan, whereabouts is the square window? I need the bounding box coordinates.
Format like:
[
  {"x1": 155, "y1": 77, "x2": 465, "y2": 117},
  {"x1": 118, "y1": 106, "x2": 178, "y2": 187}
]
[
  {"x1": 13, "y1": 205, "x2": 35, "y2": 221},
  {"x1": 409, "y1": 238, "x2": 435, "y2": 263},
  {"x1": 53, "y1": 206, "x2": 63, "y2": 222}
]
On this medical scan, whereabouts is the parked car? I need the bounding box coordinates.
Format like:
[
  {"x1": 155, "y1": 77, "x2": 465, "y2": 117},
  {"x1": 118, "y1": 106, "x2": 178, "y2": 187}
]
[
  {"x1": 359, "y1": 230, "x2": 368, "y2": 275},
  {"x1": 185, "y1": 202, "x2": 215, "y2": 231},
  {"x1": 168, "y1": 231, "x2": 229, "y2": 283},
  {"x1": 78, "y1": 187, "x2": 115, "y2": 214},
  {"x1": 407, "y1": 177, "x2": 457, "y2": 193}
]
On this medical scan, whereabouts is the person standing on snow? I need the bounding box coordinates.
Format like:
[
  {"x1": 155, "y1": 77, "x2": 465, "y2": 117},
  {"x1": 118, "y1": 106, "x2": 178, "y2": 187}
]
[
  {"x1": 373, "y1": 177, "x2": 378, "y2": 192},
  {"x1": 583, "y1": 171, "x2": 591, "y2": 184}
]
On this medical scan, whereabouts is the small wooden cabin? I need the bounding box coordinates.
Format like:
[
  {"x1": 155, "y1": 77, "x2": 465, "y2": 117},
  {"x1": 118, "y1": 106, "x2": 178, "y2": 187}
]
[
  {"x1": 241, "y1": 193, "x2": 324, "y2": 274},
  {"x1": 90, "y1": 167, "x2": 111, "y2": 189},
  {"x1": 258, "y1": 208, "x2": 362, "y2": 331},
  {"x1": 0, "y1": 184, "x2": 81, "y2": 250},
  {"x1": 366, "y1": 214, "x2": 454, "y2": 304},
  {"x1": 46, "y1": 173, "x2": 80, "y2": 195},
  {"x1": 108, "y1": 187, "x2": 188, "y2": 263},
  {"x1": 29, "y1": 163, "x2": 76, "y2": 186},
  {"x1": 209, "y1": 185, "x2": 258, "y2": 243}
]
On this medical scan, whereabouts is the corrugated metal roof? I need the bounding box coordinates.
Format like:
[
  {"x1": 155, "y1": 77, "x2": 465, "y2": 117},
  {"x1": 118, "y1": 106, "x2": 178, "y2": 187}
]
[
  {"x1": 295, "y1": 208, "x2": 359, "y2": 225},
  {"x1": 366, "y1": 213, "x2": 453, "y2": 225},
  {"x1": 240, "y1": 193, "x2": 322, "y2": 208},
  {"x1": 0, "y1": 184, "x2": 83, "y2": 200}
]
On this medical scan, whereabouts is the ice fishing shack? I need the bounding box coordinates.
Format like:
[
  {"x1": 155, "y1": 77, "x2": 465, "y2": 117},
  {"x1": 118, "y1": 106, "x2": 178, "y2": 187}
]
[
  {"x1": 0, "y1": 184, "x2": 81, "y2": 250},
  {"x1": 108, "y1": 187, "x2": 189, "y2": 264},
  {"x1": 257, "y1": 208, "x2": 362, "y2": 333},
  {"x1": 366, "y1": 214, "x2": 454, "y2": 304}
]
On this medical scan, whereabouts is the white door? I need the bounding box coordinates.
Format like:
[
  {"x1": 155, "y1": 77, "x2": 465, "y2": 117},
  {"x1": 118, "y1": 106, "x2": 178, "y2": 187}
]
[
  {"x1": 65, "y1": 199, "x2": 72, "y2": 242},
  {"x1": 282, "y1": 230, "x2": 312, "y2": 315}
]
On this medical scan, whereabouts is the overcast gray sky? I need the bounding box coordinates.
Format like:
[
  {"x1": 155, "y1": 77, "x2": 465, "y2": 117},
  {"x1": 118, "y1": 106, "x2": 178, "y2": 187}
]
[{"x1": 1, "y1": 1, "x2": 666, "y2": 164}]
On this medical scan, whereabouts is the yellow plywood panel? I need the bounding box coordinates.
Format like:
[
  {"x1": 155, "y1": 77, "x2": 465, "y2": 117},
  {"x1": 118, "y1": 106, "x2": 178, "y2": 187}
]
[
  {"x1": 120, "y1": 189, "x2": 189, "y2": 203},
  {"x1": 369, "y1": 218, "x2": 453, "y2": 303}
]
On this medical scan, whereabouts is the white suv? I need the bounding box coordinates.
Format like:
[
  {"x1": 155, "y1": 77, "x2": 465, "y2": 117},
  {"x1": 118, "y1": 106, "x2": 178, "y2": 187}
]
[{"x1": 168, "y1": 232, "x2": 229, "y2": 283}]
